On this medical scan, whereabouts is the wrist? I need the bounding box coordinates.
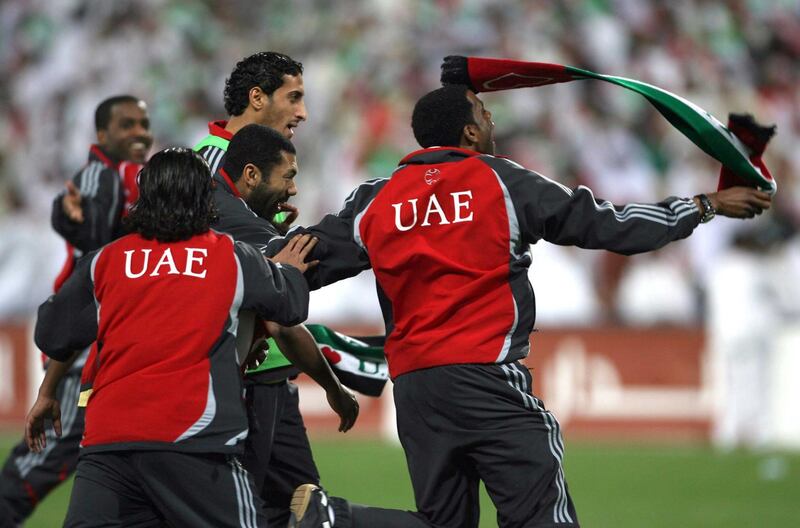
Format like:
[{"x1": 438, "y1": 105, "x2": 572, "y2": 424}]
[{"x1": 694, "y1": 193, "x2": 716, "y2": 223}]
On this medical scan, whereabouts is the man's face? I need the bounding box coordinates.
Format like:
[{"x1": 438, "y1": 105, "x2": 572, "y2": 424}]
[
  {"x1": 258, "y1": 74, "x2": 307, "y2": 139},
  {"x1": 466, "y1": 90, "x2": 495, "y2": 155},
  {"x1": 246, "y1": 151, "x2": 298, "y2": 220},
  {"x1": 98, "y1": 100, "x2": 153, "y2": 163}
]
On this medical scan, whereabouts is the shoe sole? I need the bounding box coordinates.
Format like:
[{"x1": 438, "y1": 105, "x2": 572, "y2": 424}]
[{"x1": 290, "y1": 483, "x2": 319, "y2": 522}]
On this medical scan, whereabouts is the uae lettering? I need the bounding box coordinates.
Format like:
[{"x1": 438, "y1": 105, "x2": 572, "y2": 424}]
[
  {"x1": 392, "y1": 190, "x2": 474, "y2": 231},
  {"x1": 124, "y1": 248, "x2": 208, "y2": 279}
]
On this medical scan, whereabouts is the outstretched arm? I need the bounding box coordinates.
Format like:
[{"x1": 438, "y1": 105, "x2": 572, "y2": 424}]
[{"x1": 483, "y1": 156, "x2": 771, "y2": 256}]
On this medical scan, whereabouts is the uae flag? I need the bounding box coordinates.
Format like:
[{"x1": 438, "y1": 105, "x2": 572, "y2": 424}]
[
  {"x1": 442, "y1": 56, "x2": 776, "y2": 194},
  {"x1": 306, "y1": 324, "x2": 388, "y2": 397}
]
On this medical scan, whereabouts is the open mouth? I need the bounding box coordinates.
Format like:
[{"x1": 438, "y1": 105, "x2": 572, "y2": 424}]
[{"x1": 129, "y1": 141, "x2": 149, "y2": 157}]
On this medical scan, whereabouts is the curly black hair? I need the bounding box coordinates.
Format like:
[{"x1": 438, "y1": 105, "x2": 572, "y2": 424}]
[
  {"x1": 125, "y1": 148, "x2": 218, "y2": 242},
  {"x1": 224, "y1": 52, "x2": 303, "y2": 116},
  {"x1": 411, "y1": 84, "x2": 475, "y2": 148},
  {"x1": 223, "y1": 124, "x2": 296, "y2": 182}
]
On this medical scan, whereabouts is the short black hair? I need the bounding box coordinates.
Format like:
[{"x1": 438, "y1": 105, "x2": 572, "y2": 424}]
[
  {"x1": 95, "y1": 95, "x2": 142, "y2": 131},
  {"x1": 223, "y1": 124, "x2": 296, "y2": 182},
  {"x1": 126, "y1": 148, "x2": 218, "y2": 242},
  {"x1": 411, "y1": 85, "x2": 475, "y2": 148},
  {"x1": 224, "y1": 52, "x2": 304, "y2": 116}
]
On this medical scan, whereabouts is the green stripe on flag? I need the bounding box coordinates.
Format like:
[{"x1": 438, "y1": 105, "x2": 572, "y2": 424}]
[{"x1": 565, "y1": 66, "x2": 775, "y2": 193}]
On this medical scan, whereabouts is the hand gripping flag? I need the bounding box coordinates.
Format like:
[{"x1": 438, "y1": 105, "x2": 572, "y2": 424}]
[{"x1": 441, "y1": 56, "x2": 777, "y2": 194}]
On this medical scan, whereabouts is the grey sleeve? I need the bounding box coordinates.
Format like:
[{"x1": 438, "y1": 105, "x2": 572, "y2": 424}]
[
  {"x1": 34, "y1": 253, "x2": 99, "y2": 360},
  {"x1": 235, "y1": 241, "x2": 310, "y2": 326},
  {"x1": 265, "y1": 180, "x2": 383, "y2": 289},
  {"x1": 485, "y1": 157, "x2": 701, "y2": 255},
  {"x1": 52, "y1": 166, "x2": 123, "y2": 252}
]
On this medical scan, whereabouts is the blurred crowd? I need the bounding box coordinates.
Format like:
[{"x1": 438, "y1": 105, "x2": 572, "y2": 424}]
[{"x1": 1, "y1": 0, "x2": 798, "y2": 327}]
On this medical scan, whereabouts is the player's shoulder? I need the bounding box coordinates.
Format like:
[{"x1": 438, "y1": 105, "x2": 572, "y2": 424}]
[
  {"x1": 476, "y1": 153, "x2": 530, "y2": 173},
  {"x1": 340, "y1": 177, "x2": 390, "y2": 213}
]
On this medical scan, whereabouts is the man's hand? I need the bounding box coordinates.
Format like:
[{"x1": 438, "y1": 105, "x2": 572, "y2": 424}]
[
  {"x1": 62, "y1": 180, "x2": 84, "y2": 223},
  {"x1": 326, "y1": 384, "x2": 360, "y2": 433},
  {"x1": 273, "y1": 203, "x2": 300, "y2": 235},
  {"x1": 242, "y1": 337, "x2": 270, "y2": 373},
  {"x1": 441, "y1": 55, "x2": 473, "y2": 89},
  {"x1": 25, "y1": 394, "x2": 61, "y2": 453},
  {"x1": 270, "y1": 234, "x2": 319, "y2": 273},
  {"x1": 700, "y1": 187, "x2": 772, "y2": 219}
]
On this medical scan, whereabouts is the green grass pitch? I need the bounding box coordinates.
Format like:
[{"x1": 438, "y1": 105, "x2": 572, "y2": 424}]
[{"x1": 2, "y1": 435, "x2": 798, "y2": 527}]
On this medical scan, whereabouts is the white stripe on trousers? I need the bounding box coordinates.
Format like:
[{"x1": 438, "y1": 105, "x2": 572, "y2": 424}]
[
  {"x1": 229, "y1": 459, "x2": 258, "y2": 528},
  {"x1": 501, "y1": 363, "x2": 574, "y2": 523}
]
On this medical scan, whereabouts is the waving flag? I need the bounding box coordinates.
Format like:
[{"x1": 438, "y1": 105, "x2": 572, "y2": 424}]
[{"x1": 442, "y1": 56, "x2": 776, "y2": 194}]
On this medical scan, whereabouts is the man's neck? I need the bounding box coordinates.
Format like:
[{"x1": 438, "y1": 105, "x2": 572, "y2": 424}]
[
  {"x1": 457, "y1": 141, "x2": 479, "y2": 153},
  {"x1": 225, "y1": 113, "x2": 257, "y2": 136}
]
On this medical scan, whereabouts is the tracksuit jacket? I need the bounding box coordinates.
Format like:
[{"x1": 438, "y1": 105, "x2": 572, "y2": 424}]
[
  {"x1": 34, "y1": 231, "x2": 309, "y2": 454},
  {"x1": 51, "y1": 145, "x2": 141, "y2": 291},
  {"x1": 270, "y1": 147, "x2": 701, "y2": 379}
]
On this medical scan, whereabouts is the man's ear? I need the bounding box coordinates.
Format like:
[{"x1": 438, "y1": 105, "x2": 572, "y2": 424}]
[
  {"x1": 242, "y1": 163, "x2": 263, "y2": 189},
  {"x1": 249, "y1": 86, "x2": 266, "y2": 111},
  {"x1": 96, "y1": 129, "x2": 108, "y2": 146},
  {"x1": 462, "y1": 123, "x2": 480, "y2": 146}
]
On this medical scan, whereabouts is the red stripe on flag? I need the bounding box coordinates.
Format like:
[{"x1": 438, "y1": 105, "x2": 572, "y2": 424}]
[{"x1": 467, "y1": 57, "x2": 574, "y2": 92}]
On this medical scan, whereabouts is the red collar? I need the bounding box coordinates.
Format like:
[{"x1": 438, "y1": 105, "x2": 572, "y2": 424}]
[
  {"x1": 89, "y1": 144, "x2": 120, "y2": 169},
  {"x1": 218, "y1": 168, "x2": 241, "y2": 198},
  {"x1": 208, "y1": 120, "x2": 234, "y2": 140}
]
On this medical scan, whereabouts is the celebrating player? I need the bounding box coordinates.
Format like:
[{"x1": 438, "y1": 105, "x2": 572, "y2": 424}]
[
  {"x1": 279, "y1": 84, "x2": 771, "y2": 527},
  {"x1": 213, "y1": 124, "x2": 360, "y2": 514},
  {"x1": 0, "y1": 95, "x2": 152, "y2": 526},
  {"x1": 195, "y1": 51, "x2": 378, "y2": 526},
  {"x1": 25, "y1": 147, "x2": 317, "y2": 528}
]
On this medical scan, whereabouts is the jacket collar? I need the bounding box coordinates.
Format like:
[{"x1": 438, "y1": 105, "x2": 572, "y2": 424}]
[
  {"x1": 89, "y1": 144, "x2": 119, "y2": 169},
  {"x1": 398, "y1": 147, "x2": 481, "y2": 166},
  {"x1": 216, "y1": 168, "x2": 242, "y2": 198},
  {"x1": 208, "y1": 120, "x2": 234, "y2": 140}
]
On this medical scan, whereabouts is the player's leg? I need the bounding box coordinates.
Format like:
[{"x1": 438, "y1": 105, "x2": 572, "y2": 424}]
[
  {"x1": 240, "y1": 377, "x2": 283, "y2": 497},
  {"x1": 261, "y1": 380, "x2": 321, "y2": 526},
  {"x1": 0, "y1": 372, "x2": 84, "y2": 524},
  {"x1": 64, "y1": 452, "x2": 163, "y2": 528},
  {"x1": 289, "y1": 483, "x2": 430, "y2": 528},
  {"x1": 137, "y1": 451, "x2": 267, "y2": 527},
  {"x1": 289, "y1": 367, "x2": 476, "y2": 528},
  {"x1": 475, "y1": 362, "x2": 579, "y2": 528}
]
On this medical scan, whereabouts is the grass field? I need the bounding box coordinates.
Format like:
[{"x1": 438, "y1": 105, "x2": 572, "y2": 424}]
[{"x1": 2, "y1": 435, "x2": 798, "y2": 527}]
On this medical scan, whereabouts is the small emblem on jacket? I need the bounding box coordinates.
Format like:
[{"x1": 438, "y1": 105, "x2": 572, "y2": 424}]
[{"x1": 424, "y1": 168, "x2": 441, "y2": 185}]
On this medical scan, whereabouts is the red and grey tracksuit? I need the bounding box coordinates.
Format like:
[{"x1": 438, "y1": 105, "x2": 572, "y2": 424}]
[
  {"x1": 35, "y1": 230, "x2": 309, "y2": 527},
  {"x1": 271, "y1": 146, "x2": 700, "y2": 528}
]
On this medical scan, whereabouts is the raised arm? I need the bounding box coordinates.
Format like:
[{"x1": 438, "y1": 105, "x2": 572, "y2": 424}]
[{"x1": 51, "y1": 166, "x2": 124, "y2": 253}]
